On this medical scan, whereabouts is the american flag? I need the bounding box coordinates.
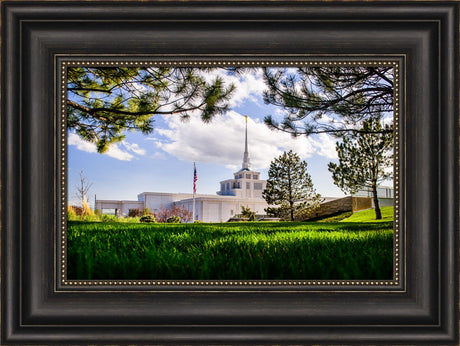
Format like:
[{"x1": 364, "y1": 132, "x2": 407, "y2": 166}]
[{"x1": 193, "y1": 163, "x2": 197, "y2": 194}]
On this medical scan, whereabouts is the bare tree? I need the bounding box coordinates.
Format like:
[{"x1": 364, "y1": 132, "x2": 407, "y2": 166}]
[{"x1": 75, "y1": 169, "x2": 93, "y2": 208}]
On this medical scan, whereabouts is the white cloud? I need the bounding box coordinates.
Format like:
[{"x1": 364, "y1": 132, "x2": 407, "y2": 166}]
[
  {"x1": 68, "y1": 133, "x2": 146, "y2": 161},
  {"x1": 153, "y1": 111, "x2": 336, "y2": 170},
  {"x1": 121, "y1": 142, "x2": 146, "y2": 156},
  {"x1": 68, "y1": 133, "x2": 96, "y2": 153},
  {"x1": 310, "y1": 133, "x2": 339, "y2": 159},
  {"x1": 200, "y1": 69, "x2": 267, "y2": 107},
  {"x1": 105, "y1": 146, "x2": 135, "y2": 161},
  {"x1": 274, "y1": 107, "x2": 288, "y2": 116}
]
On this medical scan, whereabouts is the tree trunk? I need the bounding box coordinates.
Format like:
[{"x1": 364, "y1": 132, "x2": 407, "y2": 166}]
[
  {"x1": 287, "y1": 169, "x2": 294, "y2": 221},
  {"x1": 372, "y1": 184, "x2": 382, "y2": 220}
]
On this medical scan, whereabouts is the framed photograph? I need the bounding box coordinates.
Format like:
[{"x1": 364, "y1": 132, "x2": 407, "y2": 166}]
[
  {"x1": 65, "y1": 63, "x2": 396, "y2": 282},
  {"x1": 2, "y1": 1, "x2": 458, "y2": 345}
]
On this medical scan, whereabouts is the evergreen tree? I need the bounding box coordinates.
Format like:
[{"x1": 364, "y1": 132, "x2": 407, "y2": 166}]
[
  {"x1": 263, "y1": 150, "x2": 321, "y2": 221},
  {"x1": 263, "y1": 66, "x2": 394, "y2": 136},
  {"x1": 327, "y1": 117, "x2": 393, "y2": 220},
  {"x1": 67, "y1": 67, "x2": 235, "y2": 152},
  {"x1": 240, "y1": 205, "x2": 256, "y2": 221}
]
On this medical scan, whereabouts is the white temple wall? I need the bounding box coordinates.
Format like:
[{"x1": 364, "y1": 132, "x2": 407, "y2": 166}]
[
  {"x1": 119, "y1": 201, "x2": 145, "y2": 216},
  {"x1": 202, "y1": 201, "x2": 220, "y2": 222},
  {"x1": 177, "y1": 198, "x2": 268, "y2": 222},
  {"x1": 143, "y1": 193, "x2": 193, "y2": 213},
  {"x1": 95, "y1": 200, "x2": 121, "y2": 210},
  {"x1": 175, "y1": 199, "x2": 202, "y2": 222},
  {"x1": 95, "y1": 200, "x2": 144, "y2": 217}
]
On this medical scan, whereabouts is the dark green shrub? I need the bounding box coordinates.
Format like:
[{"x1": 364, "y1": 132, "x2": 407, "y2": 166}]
[
  {"x1": 240, "y1": 206, "x2": 256, "y2": 221},
  {"x1": 140, "y1": 215, "x2": 156, "y2": 223},
  {"x1": 166, "y1": 216, "x2": 181, "y2": 223}
]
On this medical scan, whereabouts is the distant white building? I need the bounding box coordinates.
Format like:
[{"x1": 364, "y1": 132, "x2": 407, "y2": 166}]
[
  {"x1": 353, "y1": 186, "x2": 394, "y2": 199},
  {"x1": 95, "y1": 117, "x2": 269, "y2": 222},
  {"x1": 352, "y1": 186, "x2": 394, "y2": 207}
]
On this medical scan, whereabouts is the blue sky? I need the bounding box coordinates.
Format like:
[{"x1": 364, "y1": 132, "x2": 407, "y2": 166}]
[{"x1": 67, "y1": 68, "x2": 391, "y2": 206}]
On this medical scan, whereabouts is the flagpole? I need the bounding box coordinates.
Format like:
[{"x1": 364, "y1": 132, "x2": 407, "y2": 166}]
[{"x1": 192, "y1": 162, "x2": 196, "y2": 222}]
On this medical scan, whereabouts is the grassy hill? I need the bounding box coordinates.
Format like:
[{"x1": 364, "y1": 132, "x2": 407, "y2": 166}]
[{"x1": 341, "y1": 206, "x2": 394, "y2": 223}]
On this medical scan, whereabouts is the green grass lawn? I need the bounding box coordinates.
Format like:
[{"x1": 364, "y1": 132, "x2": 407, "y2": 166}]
[
  {"x1": 341, "y1": 207, "x2": 394, "y2": 222},
  {"x1": 67, "y1": 220, "x2": 393, "y2": 281}
]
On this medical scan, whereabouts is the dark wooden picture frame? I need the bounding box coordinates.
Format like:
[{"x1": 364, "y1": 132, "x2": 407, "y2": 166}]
[{"x1": 2, "y1": 1, "x2": 458, "y2": 345}]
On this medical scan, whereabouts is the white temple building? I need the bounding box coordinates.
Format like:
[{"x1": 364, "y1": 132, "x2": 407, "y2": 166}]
[{"x1": 95, "y1": 117, "x2": 269, "y2": 222}]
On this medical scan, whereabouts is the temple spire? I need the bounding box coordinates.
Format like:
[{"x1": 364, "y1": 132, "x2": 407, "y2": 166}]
[{"x1": 242, "y1": 116, "x2": 251, "y2": 170}]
